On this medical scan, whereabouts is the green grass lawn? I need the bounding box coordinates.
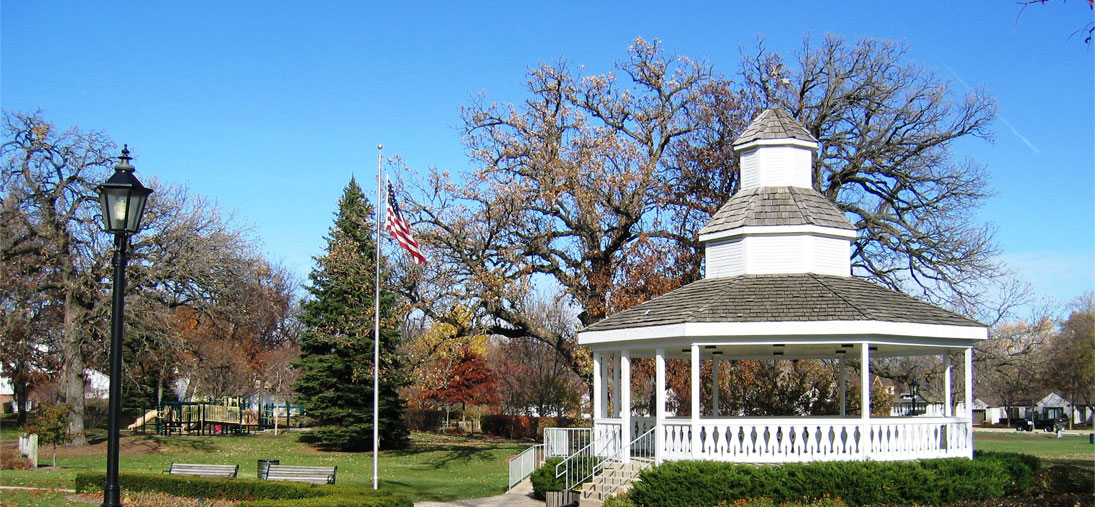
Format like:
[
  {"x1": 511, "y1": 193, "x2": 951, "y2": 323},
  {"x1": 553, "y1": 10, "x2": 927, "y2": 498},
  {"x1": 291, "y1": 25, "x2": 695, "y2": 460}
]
[
  {"x1": 0, "y1": 488, "x2": 82, "y2": 507},
  {"x1": 0, "y1": 431, "x2": 527, "y2": 503},
  {"x1": 973, "y1": 430, "x2": 1095, "y2": 470}
]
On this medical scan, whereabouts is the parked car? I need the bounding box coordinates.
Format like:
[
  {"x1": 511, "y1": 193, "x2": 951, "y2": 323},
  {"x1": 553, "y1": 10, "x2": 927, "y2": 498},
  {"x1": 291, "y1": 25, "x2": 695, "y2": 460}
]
[{"x1": 1014, "y1": 416, "x2": 1067, "y2": 432}]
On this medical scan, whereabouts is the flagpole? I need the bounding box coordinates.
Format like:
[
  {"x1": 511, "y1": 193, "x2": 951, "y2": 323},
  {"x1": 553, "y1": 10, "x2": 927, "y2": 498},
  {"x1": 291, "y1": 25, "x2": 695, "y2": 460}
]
[{"x1": 373, "y1": 145, "x2": 382, "y2": 490}]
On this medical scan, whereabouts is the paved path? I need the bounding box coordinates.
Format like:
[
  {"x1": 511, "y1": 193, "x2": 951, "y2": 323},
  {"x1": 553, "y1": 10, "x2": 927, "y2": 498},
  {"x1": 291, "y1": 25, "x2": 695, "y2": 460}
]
[
  {"x1": 0, "y1": 486, "x2": 76, "y2": 493},
  {"x1": 414, "y1": 479, "x2": 544, "y2": 507}
]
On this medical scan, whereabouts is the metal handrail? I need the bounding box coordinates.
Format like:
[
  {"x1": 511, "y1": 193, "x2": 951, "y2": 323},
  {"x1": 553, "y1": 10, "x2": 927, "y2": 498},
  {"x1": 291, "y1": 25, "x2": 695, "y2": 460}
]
[
  {"x1": 507, "y1": 444, "x2": 543, "y2": 490},
  {"x1": 593, "y1": 427, "x2": 656, "y2": 500},
  {"x1": 555, "y1": 431, "x2": 620, "y2": 491}
]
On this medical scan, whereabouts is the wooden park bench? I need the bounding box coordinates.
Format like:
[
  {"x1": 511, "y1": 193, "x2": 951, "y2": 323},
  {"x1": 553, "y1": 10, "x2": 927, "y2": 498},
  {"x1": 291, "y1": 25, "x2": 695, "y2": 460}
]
[
  {"x1": 264, "y1": 464, "x2": 337, "y2": 484},
  {"x1": 166, "y1": 463, "x2": 239, "y2": 478}
]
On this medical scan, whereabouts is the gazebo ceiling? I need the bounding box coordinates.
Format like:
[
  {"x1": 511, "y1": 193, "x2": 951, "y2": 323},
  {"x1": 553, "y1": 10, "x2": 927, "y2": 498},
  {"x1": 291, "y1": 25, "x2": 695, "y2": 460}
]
[{"x1": 578, "y1": 273, "x2": 986, "y2": 346}]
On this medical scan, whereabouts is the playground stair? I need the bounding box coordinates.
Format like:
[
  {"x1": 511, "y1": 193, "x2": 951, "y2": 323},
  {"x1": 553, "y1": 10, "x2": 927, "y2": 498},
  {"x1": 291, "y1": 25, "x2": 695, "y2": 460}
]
[{"x1": 577, "y1": 457, "x2": 652, "y2": 507}]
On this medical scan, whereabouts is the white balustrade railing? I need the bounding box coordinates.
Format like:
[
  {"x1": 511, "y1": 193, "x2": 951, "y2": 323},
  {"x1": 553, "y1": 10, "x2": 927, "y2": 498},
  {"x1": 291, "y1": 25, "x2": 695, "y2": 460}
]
[
  {"x1": 593, "y1": 419, "x2": 623, "y2": 458},
  {"x1": 865, "y1": 418, "x2": 971, "y2": 460},
  {"x1": 658, "y1": 417, "x2": 971, "y2": 463}
]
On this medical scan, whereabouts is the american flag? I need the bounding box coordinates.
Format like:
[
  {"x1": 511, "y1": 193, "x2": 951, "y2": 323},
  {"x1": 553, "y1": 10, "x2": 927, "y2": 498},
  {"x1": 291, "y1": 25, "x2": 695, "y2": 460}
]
[{"x1": 385, "y1": 181, "x2": 427, "y2": 265}]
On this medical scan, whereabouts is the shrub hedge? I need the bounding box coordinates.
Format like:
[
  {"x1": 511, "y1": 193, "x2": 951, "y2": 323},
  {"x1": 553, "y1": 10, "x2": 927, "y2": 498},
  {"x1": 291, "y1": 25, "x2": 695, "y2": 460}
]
[
  {"x1": 480, "y1": 415, "x2": 577, "y2": 440},
  {"x1": 972, "y1": 451, "x2": 1041, "y2": 495},
  {"x1": 627, "y1": 457, "x2": 1020, "y2": 507},
  {"x1": 1028, "y1": 465, "x2": 1095, "y2": 496},
  {"x1": 528, "y1": 456, "x2": 600, "y2": 500},
  {"x1": 74, "y1": 472, "x2": 411, "y2": 507}
]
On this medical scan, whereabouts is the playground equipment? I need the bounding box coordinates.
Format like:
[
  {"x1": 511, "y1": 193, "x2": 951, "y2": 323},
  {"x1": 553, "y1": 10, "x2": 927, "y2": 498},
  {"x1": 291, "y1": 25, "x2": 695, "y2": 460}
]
[
  {"x1": 127, "y1": 409, "x2": 159, "y2": 431},
  {"x1": 124, "y1": 397, "x2": 306, "y2": 436},
  {"x1": 158, "y1": 397, "x2": 252, "y2": 436}
]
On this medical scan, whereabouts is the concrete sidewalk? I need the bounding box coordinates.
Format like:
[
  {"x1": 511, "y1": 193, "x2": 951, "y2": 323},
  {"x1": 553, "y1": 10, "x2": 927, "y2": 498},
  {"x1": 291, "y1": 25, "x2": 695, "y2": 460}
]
[{"x1": 414, "y1": 479, "x2": 544, "y2": 507}]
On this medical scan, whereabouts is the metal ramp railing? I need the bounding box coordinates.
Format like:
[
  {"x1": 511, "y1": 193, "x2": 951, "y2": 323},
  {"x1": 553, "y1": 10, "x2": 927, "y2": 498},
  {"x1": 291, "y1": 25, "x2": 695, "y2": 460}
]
[{"x1": 508, "y1": 427, "x2": 592, "y2": 490}]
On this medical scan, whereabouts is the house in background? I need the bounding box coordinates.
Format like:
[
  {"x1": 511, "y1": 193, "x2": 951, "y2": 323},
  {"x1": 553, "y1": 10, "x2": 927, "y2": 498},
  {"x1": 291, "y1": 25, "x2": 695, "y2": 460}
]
[
  {"x1": 977, "y1": 392, "x2": 1092, "y2": 426},
  {"x1": 1034, "y1": 392, "x2": 1092, "y2": 426}
]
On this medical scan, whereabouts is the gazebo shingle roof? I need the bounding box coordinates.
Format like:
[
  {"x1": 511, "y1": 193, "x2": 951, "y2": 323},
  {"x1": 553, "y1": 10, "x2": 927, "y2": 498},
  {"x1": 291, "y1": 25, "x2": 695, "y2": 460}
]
[
  {"x1": 583, "y1": 273, "x2": 982, "y2": 332},
  {"x1": 699, "y1": 186, "x2": 855, "y2": 237},
  {"x1": 733, "y1": 108, "x2": 817, "y2": 146}
]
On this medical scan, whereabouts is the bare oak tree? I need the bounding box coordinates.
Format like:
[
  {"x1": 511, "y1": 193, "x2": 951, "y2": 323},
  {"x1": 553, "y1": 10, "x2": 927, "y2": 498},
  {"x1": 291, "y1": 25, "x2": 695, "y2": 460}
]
[
  {"x1": 2, "y1": 111, "x2": 297, "y2": 441},
  {"x1": 401, "y1": 39, "x2": 741, "y2": 377},
  {"x1": 400, "y1": 35, "x2": 1007, "y2": 382},
  {"x1": 741, "y1": 35, "x2": 1001, "y2": 311}
]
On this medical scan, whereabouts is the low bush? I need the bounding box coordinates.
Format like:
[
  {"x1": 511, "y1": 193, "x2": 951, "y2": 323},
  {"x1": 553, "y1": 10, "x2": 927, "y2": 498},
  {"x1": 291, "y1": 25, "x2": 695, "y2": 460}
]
[
  {"x1": 480, "y1": 414, "x2": 577, "y2": 440},
  {"x1": 238, "y1": 489, "x2": 412, "y2": 507},
  {"x1": 973, "y1": 451, "x2": 1041, "y2": 495},
  {"x1": 604, "y1": 492, "x2": 850, "y2": 507},
  {"x1": 75, "y1": 472, "x2": 323, "y2": 501},
  {"x1": 403, "y1": 409, "x2": 444, "y2": 432},
  {"x1": 628, "y1": 458, "x2": 1017, "y2": 507},
  {"x1": 529, "y1": 457, "x2": 566, "y2": 500},
  {"x1": 528, "y1": 456, "x2": 600, "y2": 500},
  {"x1": 481, "y1": 415, "x2": 537, "y2": 440},
  {"x1": 74, "y1": 472, "x2": 411, "y2": 506},
  {"x1": 0, "y1": 448, "x2": 33, "y2": 470},
  {"x1": 1028, "y1": 465, "x2": 1094, "y2": 496}
]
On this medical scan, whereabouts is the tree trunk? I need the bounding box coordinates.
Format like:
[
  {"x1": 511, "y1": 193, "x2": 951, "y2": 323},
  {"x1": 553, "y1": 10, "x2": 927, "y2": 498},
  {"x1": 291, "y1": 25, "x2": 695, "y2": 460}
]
[
  {"x1": 60, "y1": 291, "x2": 88, "y2": 446},
  {"x1": 14, "y1": 380, "x2": 28, "y2": 427}
]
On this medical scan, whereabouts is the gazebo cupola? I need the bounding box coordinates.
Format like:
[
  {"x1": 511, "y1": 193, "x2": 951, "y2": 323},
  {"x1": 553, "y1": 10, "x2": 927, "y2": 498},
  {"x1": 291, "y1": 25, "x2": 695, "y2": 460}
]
[{"x1": 699, "y1": 108, "x2": 857, "y2": 279}]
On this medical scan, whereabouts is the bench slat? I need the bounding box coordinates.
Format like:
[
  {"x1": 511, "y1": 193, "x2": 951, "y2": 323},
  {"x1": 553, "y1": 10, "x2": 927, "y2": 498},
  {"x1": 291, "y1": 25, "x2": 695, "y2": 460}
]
[
  {"x1": 167, "y1": 463, "x2": 238, "y2": 478},
  {"x1": 264, "y1": 464, "x2": 337, "y2": 484}
]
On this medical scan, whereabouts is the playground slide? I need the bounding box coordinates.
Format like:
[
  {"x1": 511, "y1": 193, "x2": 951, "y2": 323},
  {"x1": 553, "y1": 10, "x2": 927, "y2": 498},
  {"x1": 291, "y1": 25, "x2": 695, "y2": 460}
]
[{"x1": 127, "y1": 409, "x2": 159, "y2": 430}]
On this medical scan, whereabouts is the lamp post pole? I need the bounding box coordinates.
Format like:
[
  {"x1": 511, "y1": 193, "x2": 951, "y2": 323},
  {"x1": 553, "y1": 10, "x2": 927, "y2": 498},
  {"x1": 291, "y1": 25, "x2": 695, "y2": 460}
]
[
  {"x1": 102, "y1": 233, "x2": 129, "y2": 507},
  {"x1": 97, "y1": 146, "x2": 152, "y2": 507}
]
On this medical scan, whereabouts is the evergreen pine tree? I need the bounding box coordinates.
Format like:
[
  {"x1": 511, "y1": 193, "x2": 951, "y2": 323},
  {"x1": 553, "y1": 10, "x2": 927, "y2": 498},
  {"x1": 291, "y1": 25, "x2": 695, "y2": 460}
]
[{"x1": 292, "y1": 178, "x2": 409, "y2": 451}]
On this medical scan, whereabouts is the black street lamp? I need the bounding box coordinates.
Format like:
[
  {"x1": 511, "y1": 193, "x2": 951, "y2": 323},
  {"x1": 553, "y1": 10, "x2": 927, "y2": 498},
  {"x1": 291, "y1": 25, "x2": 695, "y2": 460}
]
[
  {"x1": 909, "y1": 379, "x2": 921, "y2": 416},
  {"x1": 97, "y1": 146, "x2": 152, "y2": 507}
]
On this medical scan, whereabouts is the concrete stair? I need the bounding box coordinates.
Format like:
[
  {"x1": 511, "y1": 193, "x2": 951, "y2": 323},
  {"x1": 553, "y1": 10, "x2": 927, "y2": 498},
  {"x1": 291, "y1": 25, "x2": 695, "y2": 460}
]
[{"x1": 578, "y1": 457, "x2": 652, "y2": 507}]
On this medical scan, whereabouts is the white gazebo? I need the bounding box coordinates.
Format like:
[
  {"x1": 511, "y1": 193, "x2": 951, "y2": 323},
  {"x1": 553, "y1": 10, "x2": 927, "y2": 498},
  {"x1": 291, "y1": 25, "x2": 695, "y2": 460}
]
[{"x1": 577, "y1": 109, "x2": 987, "y2": 472}]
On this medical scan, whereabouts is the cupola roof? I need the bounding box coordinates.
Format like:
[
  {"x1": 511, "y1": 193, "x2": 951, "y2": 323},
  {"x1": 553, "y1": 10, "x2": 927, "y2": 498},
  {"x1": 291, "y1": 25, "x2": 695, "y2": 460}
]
[
  {"x1": 698, "y1": 186, "x2": 854, "y2": 238},
  {"x1": 733, "y1": 108, "x2": 817, "y2": 147}
]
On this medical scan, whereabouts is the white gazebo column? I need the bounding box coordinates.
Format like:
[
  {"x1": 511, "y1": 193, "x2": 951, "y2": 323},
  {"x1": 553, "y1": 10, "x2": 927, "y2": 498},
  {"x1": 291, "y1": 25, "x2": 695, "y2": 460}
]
[
  {"x1": 839, "y1": 356, "x2": 847, "y2": 416},
  {"x1": 964, "y1": 348, "x2": 973, "y2": 417},
  {"x1": 964, "y1": 347, "x2": 974, "y2": 458},
  {"x1": 711, "y1": 355, "x2": 720, "y2": 416},
  {"x1": 593, "y1": 351, "x2": 602, "y2": 420},
  {"x1": 860, "y1": 345, "x2": 871, "y2": 459},
  {"x1": 604, "y1": 354, "x2": 613, "y2": 418},
  {"x1": 943, "y1": 354, "x2": 953, "y2": 417},
  {"x1": 655, "y1": 347, "x2": 665, "y2": 464},
  {"x1": 610, "y1": 355, "x2": 619, "y2": 417},
  {"x1": 690, "y1": 344, "x2": 701, "y2": 458},
  {"x1": 620, "y1": 350, "x2": 631, "y2": 464}
]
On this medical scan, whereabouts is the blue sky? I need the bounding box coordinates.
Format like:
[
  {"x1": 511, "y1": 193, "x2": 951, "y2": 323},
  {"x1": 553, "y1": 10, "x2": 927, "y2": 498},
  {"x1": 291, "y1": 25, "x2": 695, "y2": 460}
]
[{"x1": 3, "y1": 1, "x2": 1092, "y2": 310}]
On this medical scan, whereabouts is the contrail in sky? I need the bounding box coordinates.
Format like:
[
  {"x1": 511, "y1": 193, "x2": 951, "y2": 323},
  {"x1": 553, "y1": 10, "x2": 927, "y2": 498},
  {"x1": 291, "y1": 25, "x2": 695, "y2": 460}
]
[{"x1": 944, "y1": 63, "x2": 1041, "y2": 155}]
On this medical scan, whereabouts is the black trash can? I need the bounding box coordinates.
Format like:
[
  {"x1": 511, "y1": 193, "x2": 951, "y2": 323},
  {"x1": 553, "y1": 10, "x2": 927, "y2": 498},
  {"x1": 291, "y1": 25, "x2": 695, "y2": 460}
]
[{"x1": 258, "y1": 459, "x2": 280, "y2": 479}]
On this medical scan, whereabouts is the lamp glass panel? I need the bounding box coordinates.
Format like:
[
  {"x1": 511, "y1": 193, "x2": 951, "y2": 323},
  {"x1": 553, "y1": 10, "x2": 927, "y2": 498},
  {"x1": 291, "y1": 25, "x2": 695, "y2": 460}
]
[
  {"x1": 101, "y1": 187, "x2": 132, "y2": 232},
  {"x1": 125, "y1": 192, "x2": 148, "y2": 232}
]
